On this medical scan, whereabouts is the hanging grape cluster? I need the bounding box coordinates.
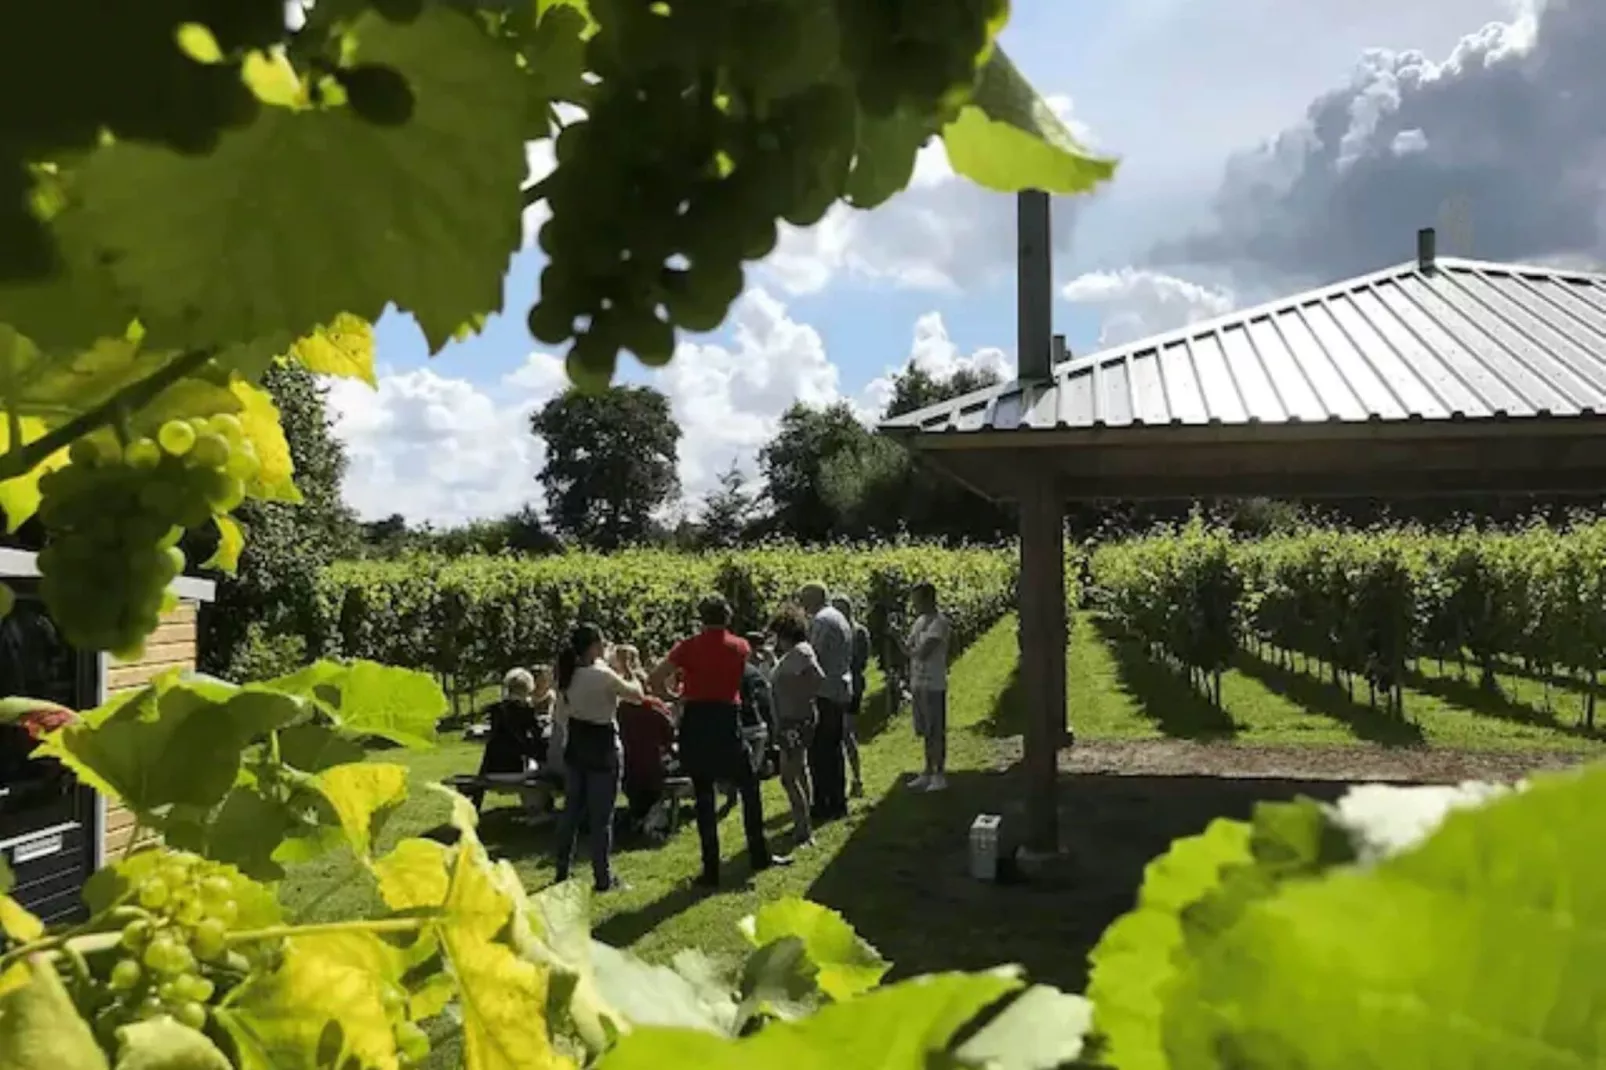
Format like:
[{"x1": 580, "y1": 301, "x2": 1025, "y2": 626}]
[
  {"x1": 89, "y1": 853, "x2": 272, "y2": 1046},
  {"x1": 36, "y1": 415, "x2": 258, "y2": 658},
  {"x1": 832, "y1": 0, "x2": 1007, "y2": 119},
  {"x1": 526, "y1": 0, "x2": 858, "y2": 385}
]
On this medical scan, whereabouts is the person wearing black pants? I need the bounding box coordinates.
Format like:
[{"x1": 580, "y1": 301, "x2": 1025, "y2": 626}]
[
  {"x1": 649, "y1": 595, "x2": 790, "y2": 888},
  {"x1": 798, "y1": 582, "x2": 853, "y2": 823},
  {"x1": 808, "y1": 695, "x2": 848, "y2": 820}
]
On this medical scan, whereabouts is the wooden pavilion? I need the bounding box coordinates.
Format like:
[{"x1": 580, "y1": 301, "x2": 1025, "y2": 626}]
[{"x1": 879, "y1": 192, "x2": 1606, "y2": 852}]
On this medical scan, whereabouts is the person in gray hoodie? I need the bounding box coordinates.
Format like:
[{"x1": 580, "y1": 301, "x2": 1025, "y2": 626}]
[
  {"x1": 767, "y1": 604, "x2": 824, "y2": 846},
  {"x1": 798, "y1": 582, "x2": 852, "y2": 822}
]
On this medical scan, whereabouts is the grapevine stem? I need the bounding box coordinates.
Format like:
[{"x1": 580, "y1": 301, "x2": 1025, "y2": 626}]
[
  {"x1": 228, "y1": 917, "x2": 430, "y2": 945},
  {"x1": 0, "y1": 346, "x2": 216, "y2": 482}
]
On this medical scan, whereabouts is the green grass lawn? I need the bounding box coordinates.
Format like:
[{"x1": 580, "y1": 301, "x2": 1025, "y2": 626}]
[{"x1": 281, "y1": 610, "x2": 1604, "y2": 1062}]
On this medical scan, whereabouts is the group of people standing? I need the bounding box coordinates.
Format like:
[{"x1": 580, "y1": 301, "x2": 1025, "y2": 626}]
[{"x1": 469, "y1": 582, "x2": 952, "y2": 896}]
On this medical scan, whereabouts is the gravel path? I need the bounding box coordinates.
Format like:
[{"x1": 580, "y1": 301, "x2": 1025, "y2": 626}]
[{"x1": 991, "y1": 736, "x2": 1593, "y2": 784}]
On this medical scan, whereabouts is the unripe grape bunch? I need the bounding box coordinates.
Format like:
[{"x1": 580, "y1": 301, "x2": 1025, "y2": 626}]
[
  {"x1": 527, "y1": 0, "x2": 999, "y2": 388},
  {"x1": 90, "y1": 852, "x2": 268, "y2": 1047},
  {"x1": 35, "y1": 414, "x2": 259, "y2": 658}
]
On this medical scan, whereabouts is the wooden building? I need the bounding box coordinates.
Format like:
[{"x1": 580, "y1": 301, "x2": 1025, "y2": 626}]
[
  {"x1": 881, "y1": 197, "x2": 1606, "y2": 854},
  {"x1": 0, "y1": 547, "x2": 214, "y2": 921}
]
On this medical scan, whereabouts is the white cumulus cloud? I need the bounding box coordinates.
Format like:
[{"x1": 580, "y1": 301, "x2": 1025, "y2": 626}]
[
  {"x1": 1062, "y1": 268, "x2": 1237, "y2": 348},
  {"x1": 329, "y1": 293, "x2": 1007, "y2": 527}
]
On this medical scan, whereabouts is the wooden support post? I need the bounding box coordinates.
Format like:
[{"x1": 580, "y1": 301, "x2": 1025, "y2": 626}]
[{"x1": 1018, "y1": 470, "x2": 1067, "y2": 854}]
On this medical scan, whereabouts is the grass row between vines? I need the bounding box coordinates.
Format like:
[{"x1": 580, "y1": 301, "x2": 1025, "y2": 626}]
[{"x1": 1091, "y1": 519, "x2": 1606, "y2": 727}]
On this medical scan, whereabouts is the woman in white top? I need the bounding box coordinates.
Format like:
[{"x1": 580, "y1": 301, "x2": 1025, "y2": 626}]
[{"x1": 552, "y1": 622, "x2": 643, "y2": 893}]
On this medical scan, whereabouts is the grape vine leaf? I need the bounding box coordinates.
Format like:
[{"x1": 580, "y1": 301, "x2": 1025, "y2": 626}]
[
  {"x1": 0, "y1": 956, "x2": 109, "y2": 1070},
  {"x1": 37, "y1": 678, "x2": 303, "y2": 813},
  {"x1": 1164, "y1": 763, "x2": 1606, "y2": 1070},
  {"x1": 288, "y1": 314, "x2": 376, "y2": 387},
  {"x1": 0, "y1": 895, "x2": 43, "y2": 944},
  {"x1": 0, "y1": 409, "x2": 69, "y2": 532},
  {"x1": 952, "y1": 984, "x2": 1093, "y2": 1070},
  {"x1": 310, "y1": 762, "x2": 410, "y2": 859},
  {"x1": 113, "y1": 1016, "x2": 232, "y2": 1070},
  {"x1": 0, "y1": 205, "x2": 136, "y2": 353},
  {"x1": 262, "y1": 661, "x2": 444, "y2": 748},
  {"x1": 75, "y1": 6, "x2": 528, "y2": 355},
  {"x1": 229, "y1": 380, "x2": 300, "y2": 503},
  {"x1": 738, "y1": 936, "x2": 819, "y2": 1023},
  {"x1": 595, "y1": 972, "x2": 1021, "y2": 1070},
  {"x1": 1084, "y1": 818, "x2": 1252, "y2": 1070},
  {"x1": 204, "y1": 515, "x2": 246, "y2": 573},
  {"x1": 0, "y1": 331, "x2": 235, "y2": 428},
  {"x1": 373, "y1": 838, "x2": 451, "y2": 911},
  {"x1": 737, "y1": 898, "x2": 889, "y2": 1001},
  {"x1": 846, "y1": 110, "x2": 936, "y2": 210},
  {"x1": 215, "y1": 938, "x2": 399, "y2": 1070},
  {"x1": 276, "y1": 723, "x2": 368, "y2": 774},
  {"x1": 942, "y1": 47, "x2": 1116, "y2": 195}
]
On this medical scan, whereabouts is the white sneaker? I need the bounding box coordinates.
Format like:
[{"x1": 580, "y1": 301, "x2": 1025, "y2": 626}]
[
  {"x1": 909, "y1": 775, "x2": 930, "y2": 791},
  {"x1": 924, "y1": 774, "x2": 948, "y2": 792}
]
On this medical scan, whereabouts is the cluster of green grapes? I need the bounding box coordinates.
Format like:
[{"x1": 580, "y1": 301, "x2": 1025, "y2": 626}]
[
  {"x1": 526, "y1": 0, "x2": 857, "y2": 384},
  {"x1": 833, "y1": 0, "x2": 1007, "y2": 119},
  {"x1": 35, "y1": 415, "x2": 258, "y2": 658},
  {"x1": 91, "y1": 853, "x2": 262, "y2": 1045}
]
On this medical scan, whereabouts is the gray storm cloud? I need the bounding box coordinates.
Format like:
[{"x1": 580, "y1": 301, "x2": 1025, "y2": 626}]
[{"x1": 1156, "y1": 0, "x2": 1606, "y2": 288}]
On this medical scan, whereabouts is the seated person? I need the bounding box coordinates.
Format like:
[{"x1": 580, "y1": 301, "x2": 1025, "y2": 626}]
[
  {"x1": 467, "y1": 667, "x2": 547, "y2": 811},
  {"x1": 617, "y1": 689, "x2": 678, "y2": 837}
]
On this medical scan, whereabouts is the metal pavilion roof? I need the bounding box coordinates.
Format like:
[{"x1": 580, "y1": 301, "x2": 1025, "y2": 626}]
[{"x1": 880, "y1": 257, "x2": 1606, "y2": 438}]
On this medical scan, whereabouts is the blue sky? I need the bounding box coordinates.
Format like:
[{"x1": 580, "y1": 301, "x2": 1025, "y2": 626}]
[{"x1": 335, "y1": 0, "x2": 1595, "y2": 525}]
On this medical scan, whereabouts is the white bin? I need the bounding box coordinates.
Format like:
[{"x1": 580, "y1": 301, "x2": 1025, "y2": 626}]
[{"x1": 969, "y1": 814, "x2": 1003, "y2": 881}]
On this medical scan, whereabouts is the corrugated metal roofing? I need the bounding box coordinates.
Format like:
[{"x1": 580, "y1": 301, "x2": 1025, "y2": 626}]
[{"x1": 880, "y1": 257, "x2": 1606, "y2": 436}]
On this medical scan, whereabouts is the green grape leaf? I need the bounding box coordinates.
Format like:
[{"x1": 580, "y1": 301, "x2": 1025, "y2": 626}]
[
  {"x1": 0, "y1": 204, "x2": 135, "y2": 355},
  {"x1": 288, "y1": 314, "x2": 376, "y2": 387},
  {"x1": 229, "y1": 380, "x2": 300, "y2": 503},
  {"x1": 738, "y1": 935, "x2": 819, "y2": 1023},
  {"x1": 519, "y1": 2, "x2": 591, "y2": 129},
  {"x1": 952, "y1": 985, "x2": 1093, "y2": 1070},
  {"x1": 941, "y1": 47, "x2": 1116, "y2": 195},
  {"x1": 76, "y1": 6, "x2": 527, "y2": 355},
  {"x1": 737, "y1": 898, "x2": 889, "y2": 1001},
  {"x1": 0, "y1": 411, "x2": 69, "y2": 531},
  {"x1": 0, "y1": 895, "x2": 43, "y2": 944},
  {"x1": 37, "y1": 679, "x2": 302, "y2": 813},
  {"x1": 588, "y1": 941, "x2": 740, "y2": 1037},
  {"x1": 275, "y1": 723, "x2": 367, "y2": 774},
  {"x1": 113, "y1": 1016, "x2": 232, "y2": 1070},
  {"x1": 0, "y1": 956, "x2": 110, "y2": 1070},
  {"x1": 1085, "y1": 818, "x2": 1252, "y2": 1070},
  {"x1": 204, "y1": 514, "x2": 246, "y2": 573},
  {"x1": 309, "y1": 762, "x2": 410, "y2": 859},
  {"x1": 1162, "y1": 763, "x2": 1606, "y2": 1070},
  {"x1": 192, "y1": 784, "x2": 301, "y2": 882},
  {"x1": 263, "y1": 661, "x2": 443, "y2": 748},
  {"x1": 442, "y1": 926, "x2": 568, "y2": 1070},
  {"x1": 595, "y1": 972, "x2": 1021, "y2": 1069},
  {"x1": 373, "y1": 838, "x2": 450, "y2": 911},
  {"x1": 846, "y1": 110, "x2": 936, "y2": 210},
  {"x1": 215, "y1": 939, "x2": 397, "y2": 1070}
]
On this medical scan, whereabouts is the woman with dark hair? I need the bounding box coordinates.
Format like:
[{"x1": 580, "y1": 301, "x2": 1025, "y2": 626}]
[
  {"x1": 648, "y1": 594, "x2": 789, "y2": 888},
  {"x1": 552, "y1": 622, "x2": 643, "y2": 892}
]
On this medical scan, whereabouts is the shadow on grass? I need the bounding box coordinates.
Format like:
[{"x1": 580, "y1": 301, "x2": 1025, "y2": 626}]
[
  {"x1": 801, "y1": 766, "x2": 1357, "y2": 993},
  {"x1": 1088, "y1": 617, "x2": 1238, "y2": 741},
  {"x1": 980, "y1": 665, "x2": 1026, "y2": 738},
  {"x1": 1234, "y1": 648, "x2": 1425, "y2": 747},
  {"x1": 1403, "y1": 668, "x2": 1605, "y2": 741}
]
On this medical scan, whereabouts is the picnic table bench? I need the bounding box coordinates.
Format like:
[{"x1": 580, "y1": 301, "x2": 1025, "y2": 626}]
[{"x1": 443, "y1": 772, "x2": 561, "y2": 821}]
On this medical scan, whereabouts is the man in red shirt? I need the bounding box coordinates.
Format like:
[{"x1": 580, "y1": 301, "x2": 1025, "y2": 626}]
[{"x1": 648, "y1": 594, "x2": 789, "y2": 887}]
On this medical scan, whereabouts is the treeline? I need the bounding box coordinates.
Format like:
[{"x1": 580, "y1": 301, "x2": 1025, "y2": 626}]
[
  {"x1": 266, "y1": 543, "x2": 1028, "y2": 705},
  {"x1": 1091, "y1": 520, "x2": 1606, "y2": 725}
]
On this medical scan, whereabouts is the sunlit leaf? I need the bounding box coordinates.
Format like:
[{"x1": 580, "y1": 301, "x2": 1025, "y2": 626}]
[
  {"x1": 113, "y1": 1016, "x2": 231, "y2": 1070},
  {"x1": 0, "y1": 956, "x2": 110, "y2": 1070},
  {"x1": 373, "y1": 838, "x2": 450, "y2": 912},
  {"x1": 289, "y1": 314, "x2": 375, "y2": 386},
  {"x1": 203, "y1": 514, "x2": 246, "y2": 573},
  {"x1": 942, "y1": 47, "x2": 1116, "y2": 195},
  {"x1": 311, "y1": 762, "x2": 410, "y2": 859},
  {"x1": 737, "y1": 898, "x2": 889, "y2": 1001},
  {"x1": 228, "y1": 379, "x2": 299, "y2": 503}
]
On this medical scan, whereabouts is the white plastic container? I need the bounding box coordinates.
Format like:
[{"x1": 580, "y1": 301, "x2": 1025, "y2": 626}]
[{"x1": 969, "y1": 814, "x2": 1003, "y2": 881}]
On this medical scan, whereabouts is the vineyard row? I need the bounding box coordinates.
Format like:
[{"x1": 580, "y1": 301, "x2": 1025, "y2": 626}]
[
  {"x1": 259, "y1": 544, "x2": 1055, "y2": 702},
  {"x1": 1089, "y1": 521, "x2": 1606, "y2": 724}
]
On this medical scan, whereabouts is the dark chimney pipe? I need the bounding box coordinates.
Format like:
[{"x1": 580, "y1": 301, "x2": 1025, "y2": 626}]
[
  {"x1": 1017, "y1": 191, "x2": 1053, "y2": 381},
  {"x1": 1417, "y1": 227, "x2": 1437, "y2": 271}
]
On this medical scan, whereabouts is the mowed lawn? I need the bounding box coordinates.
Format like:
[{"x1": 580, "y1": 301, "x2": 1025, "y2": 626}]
[{"x1": 281, "y1": 610, "x2": 1605, "y2": 1055}]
